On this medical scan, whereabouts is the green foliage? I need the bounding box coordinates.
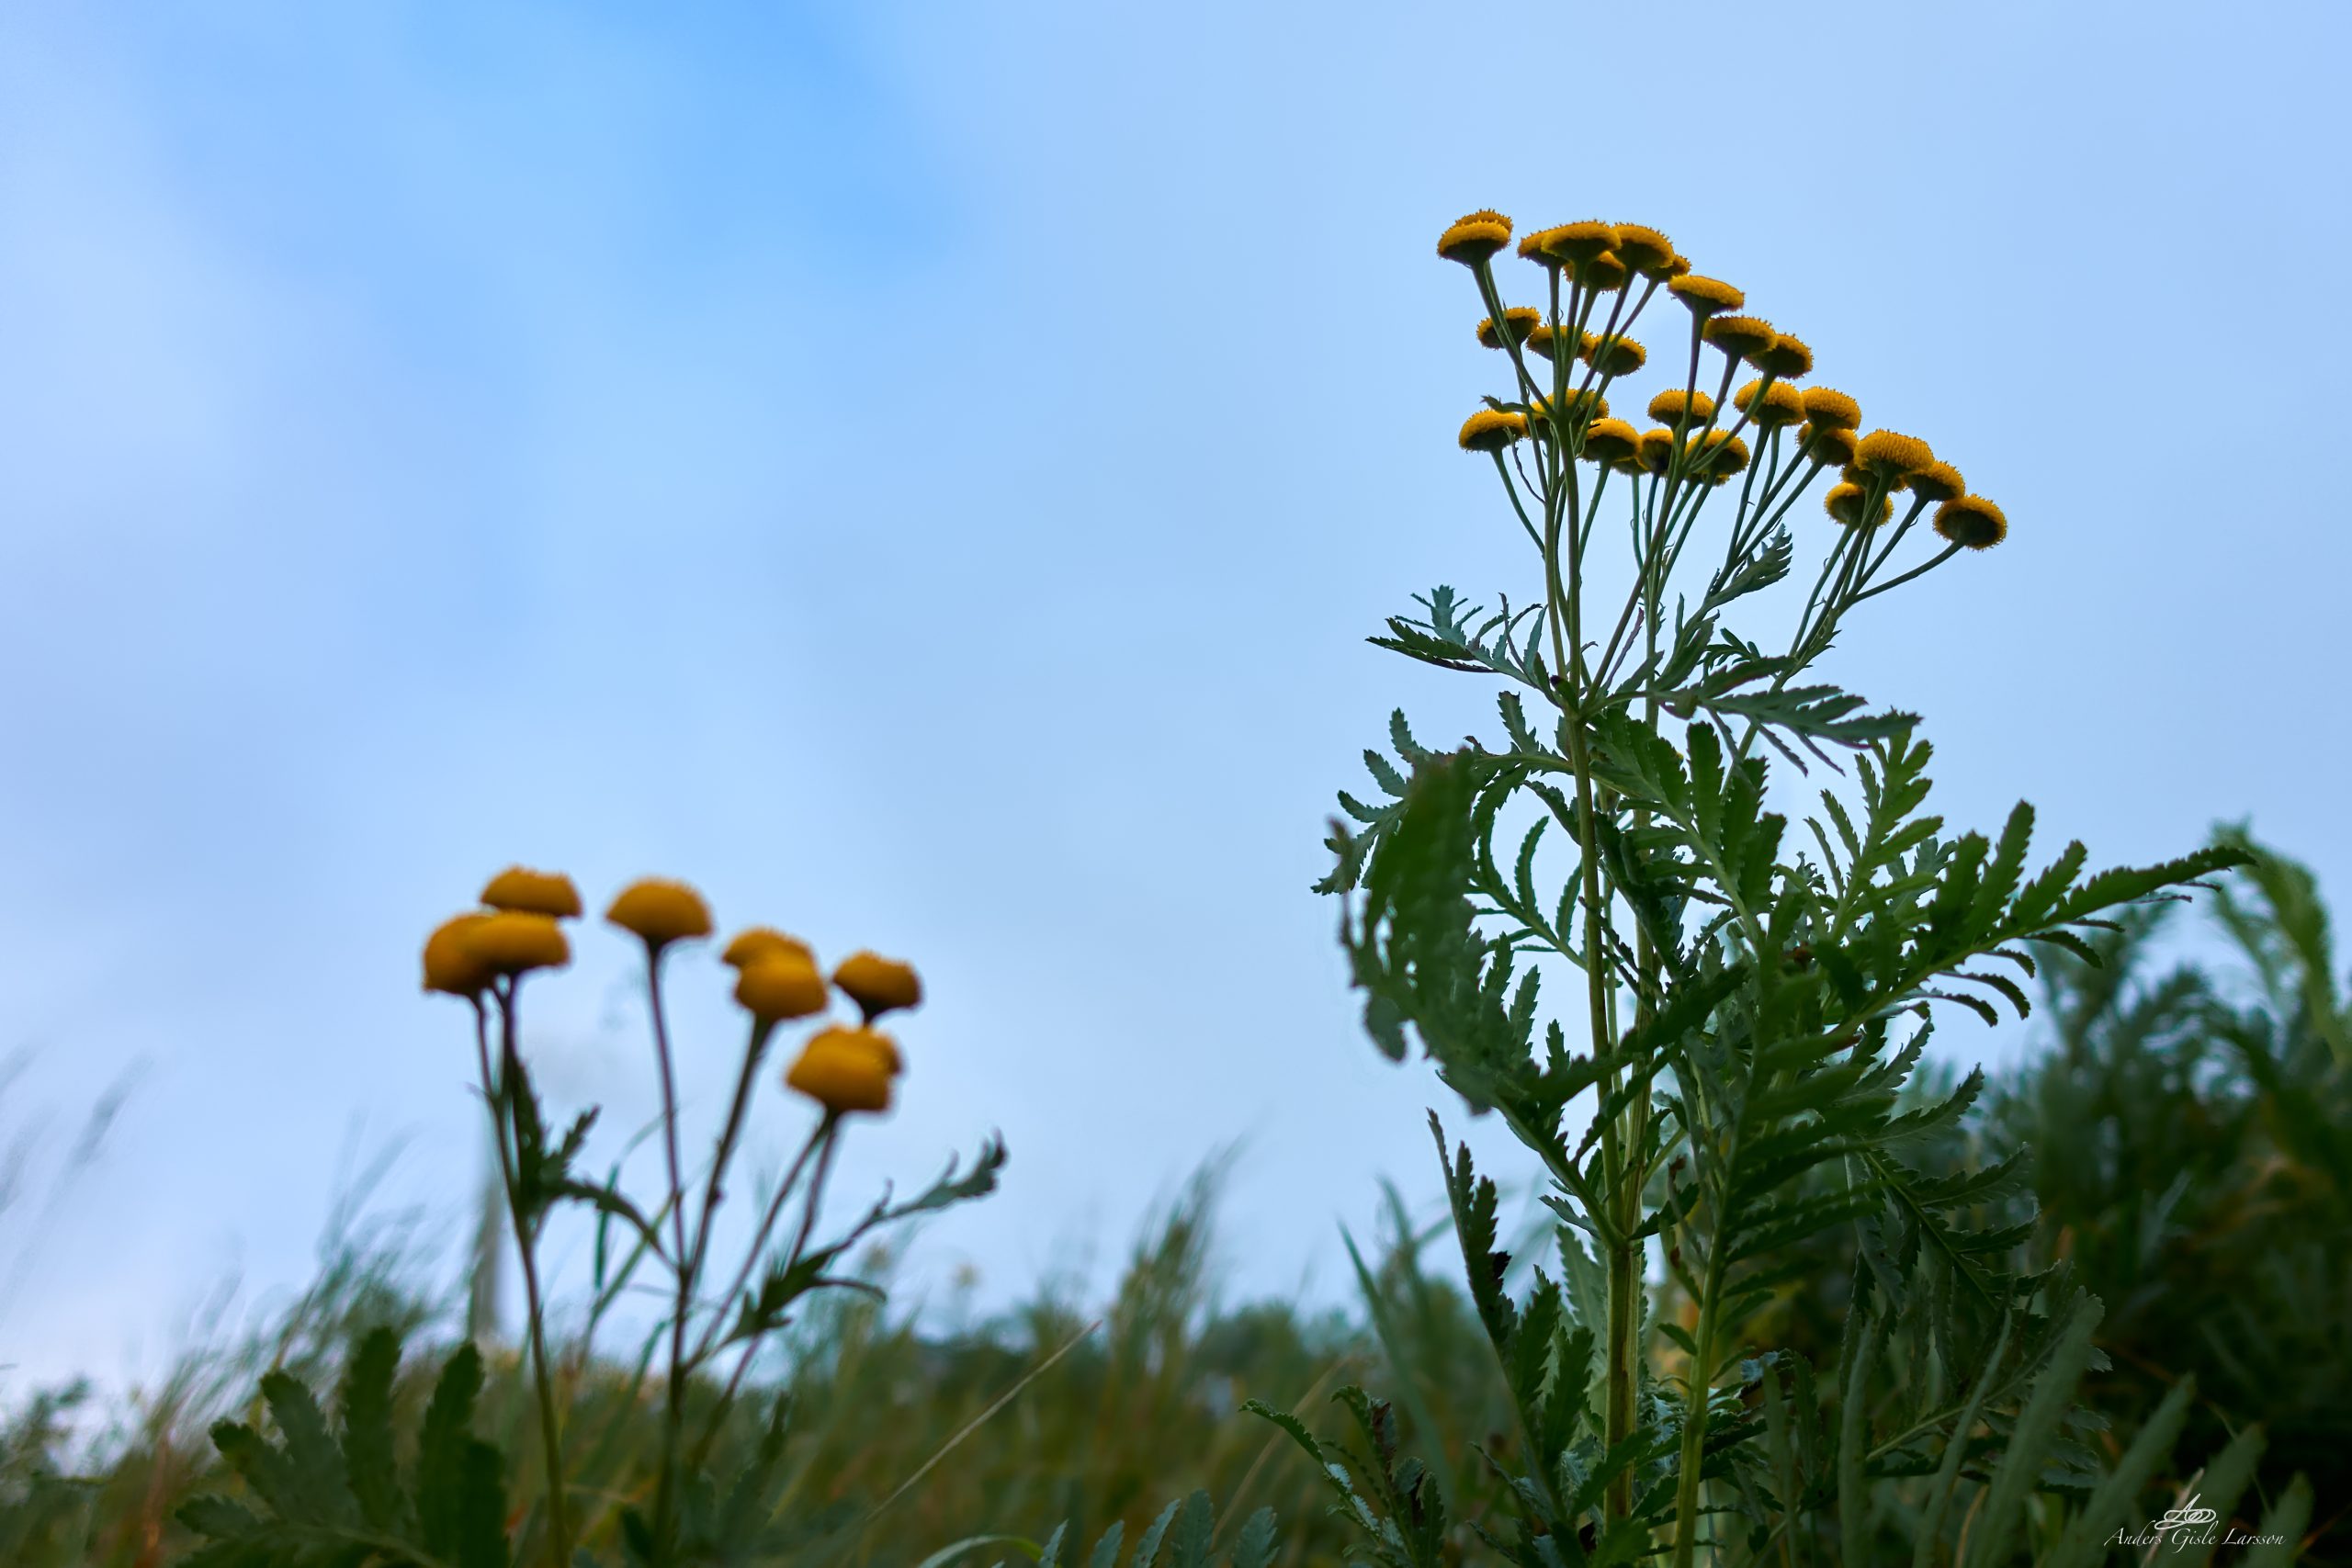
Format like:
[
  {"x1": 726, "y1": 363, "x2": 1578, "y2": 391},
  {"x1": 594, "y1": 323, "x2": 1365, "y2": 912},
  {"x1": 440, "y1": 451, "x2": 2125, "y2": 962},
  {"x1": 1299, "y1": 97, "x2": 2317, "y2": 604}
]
[
  {"x1": 176, "y1": 1329, "x2": 508, "y2": 1568},
  {"x1": 1299, "y1": 214, "x2": 2300, "y2": 1565},
  {"x1": 1987, "y1": 828, "x2": 2352, "y2": 1562}
]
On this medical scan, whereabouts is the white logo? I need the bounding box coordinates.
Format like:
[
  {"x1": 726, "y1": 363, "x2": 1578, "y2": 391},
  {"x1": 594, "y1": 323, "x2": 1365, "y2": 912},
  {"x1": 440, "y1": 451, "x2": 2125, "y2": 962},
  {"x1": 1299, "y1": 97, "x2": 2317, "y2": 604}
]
[{"x1": 2154, "y1": 1493, "x2": 2221, "y2": 1534}]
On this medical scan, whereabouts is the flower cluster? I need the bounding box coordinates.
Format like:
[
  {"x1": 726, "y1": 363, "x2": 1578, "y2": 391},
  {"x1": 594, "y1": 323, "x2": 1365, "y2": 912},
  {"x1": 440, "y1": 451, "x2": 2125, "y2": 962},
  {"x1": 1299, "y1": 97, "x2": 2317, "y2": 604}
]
[
  {"x1": 424, "y1": 867, "x2": 921, "y2": 1116},
  {"x1": 1439, "y1": 211, "x2": 2007, "y2": 563}
]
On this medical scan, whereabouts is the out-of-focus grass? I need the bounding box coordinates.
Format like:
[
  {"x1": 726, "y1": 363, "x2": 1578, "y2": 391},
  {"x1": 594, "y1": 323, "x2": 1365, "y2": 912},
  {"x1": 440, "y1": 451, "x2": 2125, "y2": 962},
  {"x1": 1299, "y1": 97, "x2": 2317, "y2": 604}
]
[
  {"x1": 1, "y1": 1163, "x2": 1516, "y2": 1566},
  {"x1": 9, "y1": 836, "x2": 2350, "y2": 1564}
]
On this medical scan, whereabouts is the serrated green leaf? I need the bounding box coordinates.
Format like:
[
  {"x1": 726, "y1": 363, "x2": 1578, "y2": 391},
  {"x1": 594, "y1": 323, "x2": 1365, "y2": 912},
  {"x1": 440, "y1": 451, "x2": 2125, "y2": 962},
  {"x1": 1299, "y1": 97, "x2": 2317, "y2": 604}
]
[{"x1": 339, "y1": 1326, "x2": 402, "y2": 1531}]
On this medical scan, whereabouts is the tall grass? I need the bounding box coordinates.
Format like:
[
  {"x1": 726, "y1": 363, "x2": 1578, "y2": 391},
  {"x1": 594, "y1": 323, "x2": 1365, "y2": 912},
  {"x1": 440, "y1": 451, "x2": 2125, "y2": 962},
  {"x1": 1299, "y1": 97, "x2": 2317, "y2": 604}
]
[
  {"x1": 1, "y1": 1156, "x2": 1517, "y2": 1566},
  {"x1": 6, "y1": 838, "x2": 2346, "y2": 1563}
]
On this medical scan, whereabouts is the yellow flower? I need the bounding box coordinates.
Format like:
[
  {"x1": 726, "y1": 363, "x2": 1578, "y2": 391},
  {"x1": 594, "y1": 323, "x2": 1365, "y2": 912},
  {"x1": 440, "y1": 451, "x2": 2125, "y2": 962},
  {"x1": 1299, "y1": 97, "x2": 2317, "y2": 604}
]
[
  {"x1": 1647, "y1": 389, "x2": 1715, "y2": 425},
  {"x1": 1735, "y1": 378, "x2": 1805, "y2": 425},
  {"x1": 1668, "y1": 275, "x2": 1745, "y2": 316},
  {"x1": 1459, "y1": 409, "x2": 1530, "y2": 452},
  {"x1": 1825, "y1": 482, "x2": 1894, "y2": 527},
  {"x1": 1934, "y1": 495, "x2": 2008, "y2": 549},
  {"x1": 1750, "y1": 333, "x2": 1813, "y2": 378},
  {"x1": 1573, "y1": 252, "x2": 1629, "y2": 292},
  {"x1": 463, "y1": 911, "x2": 571, "y2": 976},
  {"x1": 1637, "y1": 427, "x2": 1679, "y2": 476},
  {"x1": 1523, "y1": 323, "x2": 1584, "y2": 360},
  {"x1": 1611, "y1": 223, "x2": 1677, "y2": 278},
  {"x1": 1702, "y1": 314, "x2": 1777, "y2": 357},
  {"x1": 423, "y1": 913, "x2": 495, "y2": 998},
  {"x1": 808, "y1": 1021, "x2": 904, "y2": 1075},
  {"x1": 1582, "y1": 417, "x2": 1641, "y2": 464},
  {"x1": 1437, "y1": 211, "x2": 1512, "y2": 265},
  {"x1": 1692, "y1": 431, "x2": 1750, "y2": 483},
  {"x1": 722, "y1": 926, "x2": 815, "y2": 969},
  {"x1": 605, "y1": 878, "x2": 714, "y2": 949},
  {"x1": 833, "y1": 951, "x2": 924, "y2": 1019},
  {"x1": 1908, "y1": 461, "x2": 1967, "y2": 503},
  {"x1": 1476, "y1": 307, "x2": 1543, "y2": 349},
  {"x1": 735, "y1": 953, "x2": 831, "y2": 1023},
  {"x1": 1663, "y1": 253, "x2": 1692, "y2": 278},
  {"x1": 1800, "y1": 424, "x2": 1860, "y2": 466},
  {"x1": 1516, "y1": 225, "x2": 1569, "y2": 266},
  {"x1": 1540, "y1": 220, "x2": 1621, "y2": 265},
  {"x1": 1580, "y1": 333, "x2": 1645, "y2": 376},
  {"x1": 1532, "y1": 389, "x2": 1609, "y2": 427},
  {"x1": 1799, "y1": 387, "x2": 1861, "y2": 430},
  {"x1": 1855, "y1": 429, "x2": 1937, "y2": 481},
  {"x1": 785, "y1": 1029, "x2": 899, "y2": 1115},
  {"x1": 480, "y1": 867, "x2": 582, "y2": 919},
  {"x1": 1840, "y1": 463, "x2": 1903, "y2": 492}
]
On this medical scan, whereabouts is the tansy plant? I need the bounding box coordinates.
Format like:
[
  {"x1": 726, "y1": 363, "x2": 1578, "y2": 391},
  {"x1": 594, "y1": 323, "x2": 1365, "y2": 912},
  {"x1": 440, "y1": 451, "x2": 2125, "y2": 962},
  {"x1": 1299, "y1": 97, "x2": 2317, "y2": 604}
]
[
  {"x1": 1251, "y1": 213, "x2": 2253, "y2": 1566},
  {"x1": 174, "y1": 869, "x2": 1002, "y2": 1568}
]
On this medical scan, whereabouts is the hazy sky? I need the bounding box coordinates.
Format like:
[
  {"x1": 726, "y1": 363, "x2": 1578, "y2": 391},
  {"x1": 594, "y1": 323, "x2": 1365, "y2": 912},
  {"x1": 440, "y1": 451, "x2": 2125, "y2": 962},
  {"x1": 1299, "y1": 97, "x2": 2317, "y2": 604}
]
[{"x1": 5, "y1": 1, "x2": 2348, "y2": 1393}]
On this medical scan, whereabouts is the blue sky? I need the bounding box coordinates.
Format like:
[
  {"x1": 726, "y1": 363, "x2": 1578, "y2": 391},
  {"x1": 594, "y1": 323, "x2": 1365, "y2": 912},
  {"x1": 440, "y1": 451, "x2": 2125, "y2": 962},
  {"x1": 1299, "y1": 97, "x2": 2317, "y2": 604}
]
[{"x1": 4, "y1": 0, "x2": 2348, "y2": 1391}]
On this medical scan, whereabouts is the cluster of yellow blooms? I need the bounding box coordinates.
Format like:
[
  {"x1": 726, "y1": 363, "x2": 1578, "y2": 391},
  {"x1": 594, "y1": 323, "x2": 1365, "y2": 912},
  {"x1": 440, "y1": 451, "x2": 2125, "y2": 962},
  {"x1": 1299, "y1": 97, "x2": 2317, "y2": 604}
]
[
  {"x1": 1435, "y1": 211, "x2": 2007, "y2": 551},
  {"x1": 422, "y1": 869, "x2": 921, "y2": 1115}
]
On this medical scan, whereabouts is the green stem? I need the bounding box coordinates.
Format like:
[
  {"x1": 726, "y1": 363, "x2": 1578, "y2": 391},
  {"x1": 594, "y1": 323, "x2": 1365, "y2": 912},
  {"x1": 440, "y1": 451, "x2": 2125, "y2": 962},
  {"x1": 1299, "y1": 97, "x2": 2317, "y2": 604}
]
[
  {"x1": 1567, "y1": 718, "x2": 1637, "y2": 1525},
  {"x1": 694, "y1": 1122, "x2": 843, "y2": 1462},
  {"x1": 478, "y1": 994, "x2": 574, "y2": 1568},
  {"x1": 647, "y1": 948, "x2": 693, "y2": 1566},
  {"x1": 687, "y1": 1115, "x2": 832, "y2": 1368},
  {"x1": 1671, "y1": 1248, "x2": 1727, "y2": 1568}
]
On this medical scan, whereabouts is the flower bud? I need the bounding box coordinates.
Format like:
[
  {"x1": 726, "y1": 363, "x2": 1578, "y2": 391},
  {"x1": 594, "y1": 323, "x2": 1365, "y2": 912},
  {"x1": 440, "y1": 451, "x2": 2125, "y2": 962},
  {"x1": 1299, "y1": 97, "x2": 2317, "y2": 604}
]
[
  {"x1": 480, "y1": 867, "x2": 582, "y2": 919},
  {"x1": 423, "y1": 913, "x2": 495, "y2": 998},
  {"x1": 464, "y1": 912, "x2": 571, "y2": 976},
  {"x1": 832, "y1": 953, "x2": 922, "y2": 1019},
  {"x1": 605, "y1": 878, "x2": 713, "y2": 949},
  {"x1": 735, "y1": 954, "x2": 831, "y2": 1023}
]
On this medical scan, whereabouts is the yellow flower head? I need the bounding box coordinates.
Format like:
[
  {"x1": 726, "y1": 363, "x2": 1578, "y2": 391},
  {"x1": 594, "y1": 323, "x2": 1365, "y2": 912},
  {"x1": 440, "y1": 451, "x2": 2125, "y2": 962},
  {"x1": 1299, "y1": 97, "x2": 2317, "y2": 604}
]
[
  {"x1": 1799, "y1": 387, "x2": 1861, "y2": 430},
  {"x1": 1908, "y1": 461, "x2": 1967, "y2": 503},
  {"x1": 1516, "y1": 225, "x2": 1569, "y2": 267},
  {"x1": 1825, "y1": 482, "x2": 1894, "y2": 527},
  {"x1": 1668, "y1": 275, "x2": 1746, "y2": 317},
  {"x1": 1663, "y1": 253, "x2": 1692, "y2": 278},
  {"x1": 1581, "y1": 418, "x2": 1641, "y2": 465},
  {"x1": 832, "y1": 951, "x2": 923, "y2": 1019},
  {"x1": 1855, "y1": 429, "x2": 1937, "y2": 481},
  {"x1": 1523, "y1": 323, "x2": 1586, "y2": 360},
  {"x1": 1476, "y1": 307, "x2": 1543, "y2": 349},
  {"x1": 463, "y1": 911, "x2": 572, "y2": 976},
  {"x1": 605, "y1": 878, "x2": 714, "y2": 950},
  {"x1": 1459, "y1": 409, "x2": 1530, "y2": 452},
  {"x1": 1579, "y1": 333, "x2": 1645, "y2": 376},
  {"x1": 1735, "y1": 378, "x2": 1806, "y2": 425},
  {"x1": 722, "y1": 926, "x2": 815, "y2": 970},
  {"x1": 1693, "y1": 431, "x2": 1751, "y2": 483},
  {"x1": 1539, "y1": 220, "x2": 1621, "y2": 265},
  {"x1": 1934, "y1": 495, "x2": 2008, "y2": 549},
  {"x1": 785, "y1": 1028, "x2": 900, "y2": 1115},
  {"x1": 423, "y1": 913, "x2": 495, "y2": 998},
  {"x1": 480, "y1": 867, "x2": 582, "y2": 919},
  {"x1": 1437, "y1": 211, "x2": 1512, "y2": 265},
  {"x1": 1839, "y1": 463, "x2": 1904, "y2": 492},
  {"x1": 1751, "y1": 333, "x2": 1813, "y2": 378},
  {"x1": 1531, "y1": 389, "x2": 1609, "y2": 428},
  {"x1": 809, "y1": 1022, "x2": 904, "y2": 1075},
  {"x1": 1573, "y1": 252, "x2": 1630, "y2": 292},
  {"x1": 1702, "y1": 314, "x2": 1778, "y2": 358},
  {"x1": 1647, "y1": 389, "x2": 1716, "y2": 426},
  {"x1": 1611, "y1": 223, "x2": 1677, "y2": 278},
  {"x1": 1800, "y1": 424, "x2": 1860, "y2": 466},
  {"x1": 735, "y1": 953, "x2": 831, "y2": 1023},
  {"x1": 1637, "y1": 427, "x2": 1679, "y2": 476}
]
